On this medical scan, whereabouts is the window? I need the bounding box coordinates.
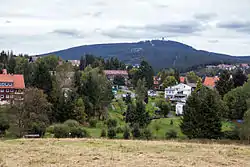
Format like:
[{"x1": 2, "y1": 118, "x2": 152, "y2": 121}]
[
  {"x1": 0, "y1": 95, "x2": 4, "y2": 98},
  {"x1": 9, "y1": 83, "x2": 13, "y2": 86},
  {"x1": 0, "y1": 89, "x2": 4, "y2": 92},
  {"x1": 10, "y1": 89, "x2": 14, "y2": 92},
  {"x1": 6, "y1": 95, "x2": 9, "y2": 99},
  {"x1": 6, "y1": 89, "x2": 9, "y2": 92},
  {"x1": 0, "y1": 83, "x2": 3, "y2": 86},
  {"x1": 10, "y1": 95, "x2": 13, "y2": 98}
]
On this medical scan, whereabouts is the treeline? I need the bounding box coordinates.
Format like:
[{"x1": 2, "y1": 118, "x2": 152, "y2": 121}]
[
  {"x1": 0, "y1": 51, "x2": 155, "y2": 138},
  {"x1": 181, "y1": 69, "x2": 250, "y2": 141}
]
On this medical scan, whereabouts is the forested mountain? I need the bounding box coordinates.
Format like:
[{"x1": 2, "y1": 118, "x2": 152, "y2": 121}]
[{"x1": 39, "y1": 40, "x2": 250, "y2": 70}]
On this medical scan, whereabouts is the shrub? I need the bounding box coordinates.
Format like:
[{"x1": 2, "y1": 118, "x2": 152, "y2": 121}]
[
  {"x1": 123, "y1": 126, "x2": 130, "y2": 139},
  {"x1": 0, "y1": 117, "x2": 9, "y2": 135},
  {"x1": 54, "y1": 124, "x2": 70, "y2": 138},
  {"x1": 29, "y1": 123, "x2": 46, "y2": 137},
  {"x1": 107, "y1": 119, "x2": 117, "y2": 128},
  {"x1": 64, "y1": 120, "x2": 80, "y2": 128},
  {"x1": 132, "y1": 124, "x2": 141, "y2": 139},
  {"x1": 165, "y1": 129, "x2": 177, "y2": 139},
  {"x1": 46, "y1": 125, "x2": 55, "y2": 134},
  {"x1": 170, "y1": 120, "x2": 173, "y2": 126},
  {"x1": 143, "y1": 128, "x2": 152, "y2": 140},
  {"x1": 116, "y1": 126, "x2": 124, "y2": 133},
  {"x1": 100, "y1": 129, "x2": 107, "y2": 137},
  {"x1": 70, "y1": 127, "x2": 89, "y2": 138},
  {"x1": 222, "y1": 130, "x2": 240, "y2": 140},
  {"x1": 89, "y1": 119, "x2": 97, "y2": 128},
  {"x1": 107, "y1": 128, "x2": 116, "y2": 139}
]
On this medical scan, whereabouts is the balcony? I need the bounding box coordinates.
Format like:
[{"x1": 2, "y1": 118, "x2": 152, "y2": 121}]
[
  {"x1": 15, "y1": 92, "x2": 24, "y2": 95},
  {"x1": 14, "y1": 98, "x2": 24, "y2": 101}
]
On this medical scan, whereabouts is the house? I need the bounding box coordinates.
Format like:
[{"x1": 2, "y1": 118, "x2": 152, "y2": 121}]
[
  {"x1": 104, "y1": 70, "x2": 129, "y2": 85},
  {"x1": 187, "y1": 83, "x2": 197, "y2": 91},
  {"x1": 68, "y1": 60, "x2": 80, "y2": 67},
  {"x1": 165, "y1": 83, "x2": 192, "y2": 115},
  {"x1": 179, "y1": 77, "x2": 186, "y2": 83},
  {"x1": 217, "y1": 64, "x2": 235, "y2": 71},
  {"x1": 165, "y1": 83, "x2": 192, "y2": 102},
  {"x1": 0, "y1": 69, "x2": 25, "y2": 105},
  {"x1": 153, "y1": 76, "x2": 161, "y2": 90},
  {"x1": 240, "y1": 63, "x2": 249, "y2": 70},
  {"x1": 28, "y1": 56, "x2": 39, "y2": 63},
  {"x1": 203, "y1": 76, "x2": 219, "y2": 89}
]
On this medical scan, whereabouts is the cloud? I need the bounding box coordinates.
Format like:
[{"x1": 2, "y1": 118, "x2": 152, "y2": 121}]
[
  {"x1": 102, "y1": 21, "x2": 203, "y2": 39},
  {"x1": 51, "y1": 29, "x2": 85, "y2": 38},
  {"x1": 1, "y1": 0, "x2": 250, "y2": 56},
  {"x1": 194, "y1": 13, "x2": 217, "y2": 21},
  {"x1": 155, "y1": 4, "x2": 168, "y2": 8},
  {"x1": 208, "y1": 40, "x2": 219, "y2": 43},
  {"x1": 217, "y1": 20, "x2": 250, "y2": 34},
  {"x1": 145, "y1": 21, "x2": 203, "y2": 34}
]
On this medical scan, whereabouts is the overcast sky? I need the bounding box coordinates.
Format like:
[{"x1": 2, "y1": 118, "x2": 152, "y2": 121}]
[{"x1": 0, "y1": 0, "x2": 250, "y2": 56}]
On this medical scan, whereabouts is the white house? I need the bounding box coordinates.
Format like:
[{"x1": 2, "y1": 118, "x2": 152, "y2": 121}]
[
  {"x1": 165, "y1": 83, "x2": 192, "y2": 102},
  {"x1": 165, "y1": 83, "x2": 192, "y2": 115}
]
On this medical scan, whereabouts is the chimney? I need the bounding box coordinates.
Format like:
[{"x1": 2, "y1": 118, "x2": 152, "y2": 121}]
[{"x1": 2, "y1": 69, "x2": 7, "y2": 75}]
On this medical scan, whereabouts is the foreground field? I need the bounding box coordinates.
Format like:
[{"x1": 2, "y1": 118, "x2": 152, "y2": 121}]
[{"x1": 0, "y1": 139, "x2": 250, "y2": 167}]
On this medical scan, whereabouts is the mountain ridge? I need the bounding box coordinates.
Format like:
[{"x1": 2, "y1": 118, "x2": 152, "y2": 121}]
[{"x1": 38, "y1": 40, "x2": 250, "y2": 70}]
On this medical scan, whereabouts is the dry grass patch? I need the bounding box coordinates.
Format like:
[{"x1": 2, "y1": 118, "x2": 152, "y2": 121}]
[{"x1": 0, "y1": 138, "x2": 250, "y2": 167}]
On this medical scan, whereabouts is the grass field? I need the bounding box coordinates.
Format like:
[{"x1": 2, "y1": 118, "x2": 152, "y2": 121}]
[{"x1": 0, "y1": 139, "x2": 250, "y2": 167}]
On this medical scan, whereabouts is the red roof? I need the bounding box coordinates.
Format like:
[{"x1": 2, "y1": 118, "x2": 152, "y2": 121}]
[
  {"x1": 0, "y1": 74, "x2": 25, "y2": 89},
  {"x1": 180, "y1": 77, "x2": 185, "y2": 83},
  {"x1": 104, "y1": 70, "x2": 128, "y2": 75},
  {"x1": 203, "y1": 77, "x2": 219, "y2": 88}
]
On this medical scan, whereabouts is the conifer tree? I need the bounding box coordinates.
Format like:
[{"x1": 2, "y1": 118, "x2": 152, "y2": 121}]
[
  {"x1": 215, "y1": 70, "x2": 234, "y2": 97},
  {"x1": 181, "y1": 87, "x2": 222, "y2": 139}
]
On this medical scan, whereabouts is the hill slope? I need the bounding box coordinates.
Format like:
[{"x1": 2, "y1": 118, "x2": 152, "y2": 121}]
[
  {"x1": 1, "y1": 139, "x2": 250, "y2": 167},
  {"x1": 39, "y1": 40, "x2": 250, "y2": 70}
]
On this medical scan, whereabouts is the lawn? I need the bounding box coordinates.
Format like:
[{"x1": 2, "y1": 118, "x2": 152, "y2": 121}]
[
  {"x1": 85, "y1": 98, "x2": 236, "y2": 139},
  {"x1": 0, "y1": 138, "x2": 250, "y2": 167},
  {"x1": 149, "y1": 117, "x2": 185, "y2": 139}
]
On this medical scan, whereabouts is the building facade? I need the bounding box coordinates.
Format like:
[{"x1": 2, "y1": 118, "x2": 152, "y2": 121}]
[
  {"x1": 165, "y1": 83, "x2": 192, "y2": 115},
  {"x1": 104, "y1": 70, "x2": 129, "y2": 85},
  {"x1": 0, "y1": 69, "x2": 25, "y2": 105}
]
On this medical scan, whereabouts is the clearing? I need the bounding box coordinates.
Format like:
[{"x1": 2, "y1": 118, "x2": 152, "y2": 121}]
[{"x1": 0, "y1": 139, "x2": 250, "y2": 167}]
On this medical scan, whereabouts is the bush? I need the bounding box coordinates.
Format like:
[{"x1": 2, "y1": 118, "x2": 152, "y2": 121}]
[
  {"x1": 107, "y1": 119, "x2": 117, "y2": 128},
  {"x1": 0, "y1": 117, "x2": 9, "y2": 135},
  {"x1": 165, "y1": 129, "x2": 177, "y2": 139},
  {"x1": 143, "y1": 128, "x2": 152, "y2": 140},
  {"x1": 89, "y1": 119, "x2": 97, "y2": 128},
  {"x1": 132, "y1": 124, "x2": 141, "y2": 139},
  {"x1": 170, "y1": 120, "x2": 173, "y2": 125},
  {"x1": 64, "y1": 120, "x2": 80, "y2": 128},
  {"x1": 222, "y1": 130, "x2": 240, "y2": 140},
  {"x1": 46, "y1": 125, "x2": 55, "y2": 134},
  {"x1": 116, "y1": 126, "x2": 124, "y2": 133},
  {"x1": 54, "y1": 124, "x2": 70, "y2": 138},
  {"x1": 100, "y1": 129, "x2": 106, "y2": 137},
  {"x1": 123, "y1": 126, "x2": 130, "y2": 139},
  {"x1": 70, "y1": 127, "x2": 89, "y2": 138},
  {"x1": 29, "y1": 123, "x2": 46, "y2": 137},
  {"x1": 107, "y1": 128, "x2": 116, "y2": 139}
]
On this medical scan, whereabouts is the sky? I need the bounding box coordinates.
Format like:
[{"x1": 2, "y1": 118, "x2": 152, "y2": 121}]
[{"x1": 0, "y1": 0, "x2": 250, "y2": 56}]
